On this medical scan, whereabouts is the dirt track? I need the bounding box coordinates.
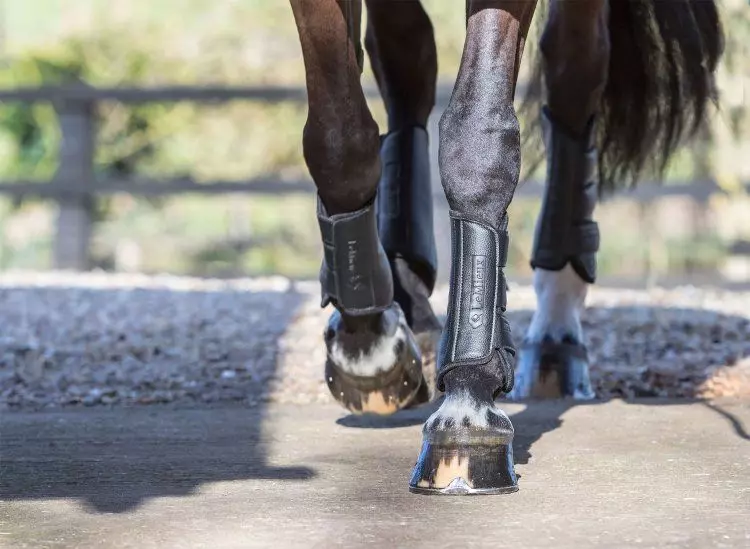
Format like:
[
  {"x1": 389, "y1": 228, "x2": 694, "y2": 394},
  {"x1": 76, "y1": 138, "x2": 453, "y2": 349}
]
[{"x1": 0, "y1": 272, "x2": 748, "y2": 410}]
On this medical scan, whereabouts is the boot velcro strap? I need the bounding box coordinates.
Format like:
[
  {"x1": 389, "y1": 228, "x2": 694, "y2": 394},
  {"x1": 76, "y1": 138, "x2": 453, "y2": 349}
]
[
  {"x1": 499, "y1": 315, "x2": 515, "y2": 356},
  {"x1": 532, "y1": 220, "x2": 599, "y2": 268},
  {"x1": 438, "y1": 213, "x2": 514, "y2": 387},
  {"x1": 574, "y1": 221, "x2": 600, "y2": 254},
  {"x1": 317, "y1": 197, "x2": 393, "y2": 315}
]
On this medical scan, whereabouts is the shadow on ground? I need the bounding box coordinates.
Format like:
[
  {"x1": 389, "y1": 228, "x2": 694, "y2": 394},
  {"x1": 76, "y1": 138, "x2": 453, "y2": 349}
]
[
  {"x1": 0, "y1": 283, "x2": 316, "y2": 514},
  {"x1": 1, "y1": 292, "x2": 748, "y2": 514},
  {"x1": 510, "y1": 397, "x2": 750, "y2": 468},
  {"x1": 337, "y1": 303, "x2": 749, "y2": 468},
  {"x1": 337, "y1": 396, "x2": 749, "y2": 476}
]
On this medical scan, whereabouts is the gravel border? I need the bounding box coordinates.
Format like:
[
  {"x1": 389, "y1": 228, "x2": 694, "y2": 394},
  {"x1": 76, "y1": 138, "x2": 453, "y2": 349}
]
[{"x1": 1, "y1": 272, "x2": 748, "y2": 411}]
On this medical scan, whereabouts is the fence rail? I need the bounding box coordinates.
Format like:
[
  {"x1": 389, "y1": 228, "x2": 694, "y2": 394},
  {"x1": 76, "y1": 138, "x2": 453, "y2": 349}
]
[
  {"x1": 0, "y1": 83, "x2": 746, "y2": 270},
  {"x1": 0, "y1": 82, "x2": 461, "y2": 104}
]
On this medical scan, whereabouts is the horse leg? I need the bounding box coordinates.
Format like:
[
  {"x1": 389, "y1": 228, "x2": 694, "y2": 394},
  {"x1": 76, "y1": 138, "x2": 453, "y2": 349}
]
[
  {"x1": 511, "y1": 0, "x2": 610, "y2": 400},
  {"x1": 364, "y1": 0, "x2": 442, "y2": 400},
  {"x1": 291, "y1": 0, "x2": 428, "y2": 415},
  {"x1": 409, "y1": 0, "x2": 537, "y2": 495},
  {"x1": 364, "y1": 0, "x2": 436, "y2": 132}
]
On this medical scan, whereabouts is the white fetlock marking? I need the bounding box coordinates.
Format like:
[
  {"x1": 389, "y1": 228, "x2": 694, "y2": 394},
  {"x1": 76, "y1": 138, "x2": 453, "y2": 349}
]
[
  {"x1": 329, "y1": 324, "x2": 406, "y2": 377},
  {"x1": 428, "y1": 390, "x2": 489, "y2": 429},
  {"x1": 527, "y1": 265, "x2": 588, "y2": 343},
  {"x1": 427, "y1": 390, "x2": 510, "y2": 431}
]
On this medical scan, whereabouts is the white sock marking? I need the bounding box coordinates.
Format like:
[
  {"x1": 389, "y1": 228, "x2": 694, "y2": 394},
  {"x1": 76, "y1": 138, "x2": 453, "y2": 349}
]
[
  {"x1": 526, "y1": 265, "x2": 588, "y2": 343},
  {"x1": 329, "y1": 324, "x2": 406, "y2": 377},
  {"x1": 426, "y1": 390, "x2": 511, "y2": 431},
  {"x1": 428, "y1": 390, "x2": 489, "y2": 429}
]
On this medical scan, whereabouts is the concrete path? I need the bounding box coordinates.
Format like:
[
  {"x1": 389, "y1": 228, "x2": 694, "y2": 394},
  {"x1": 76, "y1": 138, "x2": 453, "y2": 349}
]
[{"x1": 2, "y1": 399, "x2": 749, "y2": 549}]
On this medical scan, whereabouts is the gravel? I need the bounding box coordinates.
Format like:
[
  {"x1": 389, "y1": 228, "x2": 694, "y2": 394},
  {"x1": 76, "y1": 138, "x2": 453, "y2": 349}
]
[{"x1": 0, "y1": 272, "x2": 748, "y2": 411}]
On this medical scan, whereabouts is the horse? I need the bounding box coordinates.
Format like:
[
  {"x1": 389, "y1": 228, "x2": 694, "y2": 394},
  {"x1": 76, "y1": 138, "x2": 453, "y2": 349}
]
[{"x1": 289, "y1": 0, "x2": 724, "y2": 495}]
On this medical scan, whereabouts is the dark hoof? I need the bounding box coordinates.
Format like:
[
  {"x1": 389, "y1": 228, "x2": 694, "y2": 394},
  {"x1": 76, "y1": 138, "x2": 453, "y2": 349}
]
[
  {"x1": 508, "y1": 340, "x2": 595, "y2": 400},
  {"x1": 325, "y1": 305, "x2": 427, "y2": 415},
  {"x1": 409, "y1": 397, "x2": 517, "y2": 495},
  {"x1": 409, "y1": 439, "x2": 517, "y2": 495}
]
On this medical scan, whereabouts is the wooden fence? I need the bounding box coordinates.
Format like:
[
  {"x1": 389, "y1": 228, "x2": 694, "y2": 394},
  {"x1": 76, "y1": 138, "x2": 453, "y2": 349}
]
[{"x1": 0, "y1": 83, "x2": 746, "y2": 270}]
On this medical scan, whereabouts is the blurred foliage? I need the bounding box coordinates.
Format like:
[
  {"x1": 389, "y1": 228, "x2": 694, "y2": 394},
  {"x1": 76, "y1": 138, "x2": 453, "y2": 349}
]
[
  {"x1": 0, "y1": 33, "x2": 170, "y2": 180},
  {"x1": 0, "y1": 0, "x2": 747, "y2": 277}
]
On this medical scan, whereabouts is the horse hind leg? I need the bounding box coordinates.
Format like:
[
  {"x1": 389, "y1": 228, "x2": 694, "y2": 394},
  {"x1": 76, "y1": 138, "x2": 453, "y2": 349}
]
[
  {"x1": 410, "y1": 0, "x2": 537, "y2": 495},
  {"x1": 365, "y1": 0, "x2": 442, "y2": 401},
  {"x1": 291, "y1": 0, "x2": 428, "y2": 415},
  {"x1": 510, "y1": 0, "x2": 610, "y2": 401}
]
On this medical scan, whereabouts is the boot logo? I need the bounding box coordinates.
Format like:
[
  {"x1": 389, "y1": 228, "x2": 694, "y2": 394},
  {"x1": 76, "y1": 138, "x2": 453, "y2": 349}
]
[
  {"x1": 469, "y1": 255, "x2": 486, "y2": 328},
  {"x1": 347, "y1": 239, "x2": 365, "y2": 291}
]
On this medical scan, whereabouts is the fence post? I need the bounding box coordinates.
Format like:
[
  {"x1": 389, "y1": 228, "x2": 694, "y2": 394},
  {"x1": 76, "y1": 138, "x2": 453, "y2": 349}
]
[{"x1": 52, "y1": 98, "x2": 94, "y2": 270}]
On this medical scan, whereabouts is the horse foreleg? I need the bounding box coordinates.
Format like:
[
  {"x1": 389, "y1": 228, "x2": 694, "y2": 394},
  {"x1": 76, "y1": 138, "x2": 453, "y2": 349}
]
[
  {"x1": 409, "y1": 0, "x2": 537, "y2": 495},
  {"x1": 363, "y1": 0, "x2": 442, "y2": 398},
  {"x1": 511, "y1": 0, "x2": 610, "y2": 401},
  {"x1": 291, "y1": 0, "x2": 429, "y2": 415}
]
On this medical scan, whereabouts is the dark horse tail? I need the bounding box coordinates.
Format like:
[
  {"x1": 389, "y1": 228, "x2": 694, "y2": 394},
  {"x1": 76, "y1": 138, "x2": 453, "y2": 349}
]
[{"x1": 524, "y1": 0, "x2": 725, "y2": 193}]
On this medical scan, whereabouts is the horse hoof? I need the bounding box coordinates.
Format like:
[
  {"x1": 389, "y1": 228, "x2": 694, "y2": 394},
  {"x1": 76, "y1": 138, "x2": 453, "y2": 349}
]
[
  {"x1": 410, "y1": 329, "x2": 442, "y2": 405},
  {"x1": 508, "y1": 340, "x2": 595, "y2": 400},
  {"x1": 324, "y1": 304, "x2": 426, "y2": 415},
  {"x1": 408, "y1": 394, "x2": 518, "y2": 495}
]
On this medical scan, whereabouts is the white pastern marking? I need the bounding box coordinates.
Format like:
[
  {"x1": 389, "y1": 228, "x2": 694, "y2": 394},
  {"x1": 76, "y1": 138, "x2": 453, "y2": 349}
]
[
  {"x1": 527, "y1": 265, "x2": 588, "y2": 343},
  {"x1": 426, "y1": 390, "x2": 508, "y2": 431},
  {"x1": 329, "y1": 324, "x2": 406, "y2": 377}
]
